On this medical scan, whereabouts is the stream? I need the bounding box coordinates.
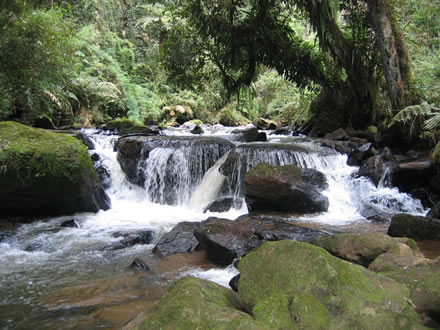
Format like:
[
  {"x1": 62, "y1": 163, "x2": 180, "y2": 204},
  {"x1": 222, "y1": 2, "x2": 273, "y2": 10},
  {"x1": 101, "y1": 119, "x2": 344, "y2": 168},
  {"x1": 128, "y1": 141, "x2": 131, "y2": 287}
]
[{"x1": 0, "y1": 125, "x2": 427, "y2": 329}]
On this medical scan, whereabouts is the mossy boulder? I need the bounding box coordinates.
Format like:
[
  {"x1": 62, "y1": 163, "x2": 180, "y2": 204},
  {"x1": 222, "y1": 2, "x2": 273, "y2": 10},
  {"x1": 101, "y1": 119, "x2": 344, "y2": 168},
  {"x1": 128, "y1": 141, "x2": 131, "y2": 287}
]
[
  {"x1": 126, "y1": 276, "x2": 264, "y2": 329},
  {"x1": 243, "y1": 163, "x2": 329, "y2": 213},
  {"x1": 237, "y1": 240, "x2": 425, "y2": 329},
  {"x1": 311, "y1": 233, "x2": 407, "y2": 267},
  {"x1": 0, "y1": 121, "x2": 110, "y2": 217},
  {"x1": 102, "y1": 118, "x2": 160, "y2": 135}
]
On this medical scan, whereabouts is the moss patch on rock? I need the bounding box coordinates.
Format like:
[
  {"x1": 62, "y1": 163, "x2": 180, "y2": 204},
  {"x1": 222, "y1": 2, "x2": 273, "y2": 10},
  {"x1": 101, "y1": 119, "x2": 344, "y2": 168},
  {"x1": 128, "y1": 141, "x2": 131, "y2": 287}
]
[
  {"x1": 237, "y1": 240, "x2": 423, "y2": 328},
  {"x1": 127, "y1": 276, "x2": 265, "y2": 330},
  {"x1": 0, "y1": 121, "x2": 109, "y2": 216},
  {"x1": 311, "y1": 233, "x2": 401, "y2": 267},
  {"x1": 103, "y1": 118, "x2": 151, "y2": 135}
]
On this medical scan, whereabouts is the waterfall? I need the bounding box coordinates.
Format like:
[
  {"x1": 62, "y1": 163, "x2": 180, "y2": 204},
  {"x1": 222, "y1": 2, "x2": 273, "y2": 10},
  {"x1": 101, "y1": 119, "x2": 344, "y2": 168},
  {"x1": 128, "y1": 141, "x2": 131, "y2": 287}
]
[{"x1": 136, "y1": 138, "x2": 233, "y2": 206}]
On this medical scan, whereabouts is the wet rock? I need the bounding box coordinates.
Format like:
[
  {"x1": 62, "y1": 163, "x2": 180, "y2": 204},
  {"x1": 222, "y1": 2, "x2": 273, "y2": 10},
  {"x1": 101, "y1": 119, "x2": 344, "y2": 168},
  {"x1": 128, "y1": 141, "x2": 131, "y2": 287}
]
[
  {"x1": 91, "y1": 153, "x2": 111, "y2": 189},
  {"x1": 75, "y1": 131, "x2": 95, "y2": 150},
  {"x1": 311, "y1": 233, "x2": 414, "y2": 267},
  {"x1": 427, "y1": 201, "x2": 440, "y2": 219},
  {"x1": 203, "y1": 197, "x2": 240, "y2": 213},
  {"x1": 129, "y1": 258, "x2": 150, "y2": 271},
  {"x1": 255, "y1": 118, "x2": 277, "y2": 130},
  {"x1": 324, "y1": 127, "x2": 347, "y2": 140},
  {"x1": 410, "y1": 271, "x2": 440, "y2": 321},
  {"x1": 0, "y1": 122, "x2": 110, "y2": 217},
  {"x1": 255, "y1": 132, "x2": 267, "y2": 142},
  {"x1": 229, "y1": 274, "x2": 240, "y2": 292},
  {"x1": 316, "y1": 139, "x2": 361, "y2": 154},
  {"x1": 101, "y1": 119, "x2": 161, "y2": 136},
  {"x1": 231, "y1": 126, "x2": 260, "y2": 142},
  {"x1": 347, "y1": 143, "x2": 376, "y2": 166},
  {"x1": 270, "y1": 127, "x2": 292, "y2": 135},
  {"x1": 243, "y1": 163, "x2": 329, "y2": 213},
  {"x1": 153, "y1": 222, "x2": 201, "y2": 257},
  {"x1": 194, "y1": 215, "x2": 325, "y2": 266},
  {"x1": 103, "y1": 230, "x2": 155, "y2": 251},
  {"x1": 60, "y1": 219, "x2": 80, "y2": 228},
  {"x1": 190, "y1": 124, "x2": 204, "y2": 135},
  {"x1": 388, "y1": 213, "x2": 440, "y2": 240},
  {"x1": 357, "y1": 148, "x2": 393, "y2": 186}
]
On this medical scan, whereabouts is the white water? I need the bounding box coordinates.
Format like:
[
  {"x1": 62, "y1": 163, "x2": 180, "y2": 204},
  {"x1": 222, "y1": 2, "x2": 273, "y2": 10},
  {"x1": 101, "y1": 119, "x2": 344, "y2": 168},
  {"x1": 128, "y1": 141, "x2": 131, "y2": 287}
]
[{"x1": 0, "y1": 127, "x2": 428, "y2": 328}]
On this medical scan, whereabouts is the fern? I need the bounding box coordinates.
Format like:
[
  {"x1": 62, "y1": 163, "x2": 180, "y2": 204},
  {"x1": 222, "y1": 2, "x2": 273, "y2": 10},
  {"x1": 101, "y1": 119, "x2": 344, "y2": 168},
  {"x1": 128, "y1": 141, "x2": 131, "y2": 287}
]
[{"x1": 423, "y1": 104, "x2": 440, "y2": 131}]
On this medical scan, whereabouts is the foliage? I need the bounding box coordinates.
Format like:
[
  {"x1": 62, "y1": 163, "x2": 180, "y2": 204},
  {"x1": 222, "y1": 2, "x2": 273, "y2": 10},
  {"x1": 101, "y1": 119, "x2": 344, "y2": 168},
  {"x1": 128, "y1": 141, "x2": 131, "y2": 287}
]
[{"x1": 0, "y1": 1, "x2": 79, "y2": 124}]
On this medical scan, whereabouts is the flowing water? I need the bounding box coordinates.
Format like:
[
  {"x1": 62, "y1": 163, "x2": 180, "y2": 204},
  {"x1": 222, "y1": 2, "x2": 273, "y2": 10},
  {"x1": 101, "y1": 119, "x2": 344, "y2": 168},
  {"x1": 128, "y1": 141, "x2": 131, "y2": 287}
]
[{"x1": 0, "y1": 126, "x2": 427, "y2": 329}]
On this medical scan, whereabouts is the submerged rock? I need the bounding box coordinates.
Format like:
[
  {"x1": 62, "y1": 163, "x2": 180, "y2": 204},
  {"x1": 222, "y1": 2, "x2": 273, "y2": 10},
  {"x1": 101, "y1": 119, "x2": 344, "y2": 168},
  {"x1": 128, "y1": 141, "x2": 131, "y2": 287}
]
[
  {"x1": 103, "y1": 230, "x2": 155, "y2": 251},
  {"x1": 60, "y1": 219, "x2": 80, "y2": 228},
  {"x1": 129, "y1": 258, "x2": 150, "y2": 271},
  {"x1": 203, "y1": 197, "x2": 240, "y2": 213},
  {"x1": 153, "y1": 222, "x2": 200, "y2": 257},
  {"x1": 0, "y1": 121, "x2": 110, "y2": 217},
  {"x1": 243, "y1": 163, "x2": 329, "y2": 213}
]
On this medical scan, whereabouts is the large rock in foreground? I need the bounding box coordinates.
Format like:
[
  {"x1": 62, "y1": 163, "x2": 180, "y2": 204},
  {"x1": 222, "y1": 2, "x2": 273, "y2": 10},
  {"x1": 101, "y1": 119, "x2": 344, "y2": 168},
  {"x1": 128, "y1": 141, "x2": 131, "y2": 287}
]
[
  {"x1": 0, "y1": 121, "x2": 110, "y2": 217},
  {"x1": 237, "y1": 240, "x2": 424, "y2": 329},
  {"x1": 129, "y1": 241, "x2": 426, "y2": 329},
  {"x1": 243, "y1": 163, "x2": 329, "y2": 213},
  {"x1": 126, "y1": 277, "x2": 262, "y2": 329}
]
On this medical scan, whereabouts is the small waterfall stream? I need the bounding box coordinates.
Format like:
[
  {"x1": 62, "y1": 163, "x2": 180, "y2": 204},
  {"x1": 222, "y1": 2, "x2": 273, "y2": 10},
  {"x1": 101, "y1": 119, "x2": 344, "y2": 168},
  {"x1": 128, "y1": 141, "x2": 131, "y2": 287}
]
[{"x1": 0, "y1": 127, "x2": 427, "y2": 329}]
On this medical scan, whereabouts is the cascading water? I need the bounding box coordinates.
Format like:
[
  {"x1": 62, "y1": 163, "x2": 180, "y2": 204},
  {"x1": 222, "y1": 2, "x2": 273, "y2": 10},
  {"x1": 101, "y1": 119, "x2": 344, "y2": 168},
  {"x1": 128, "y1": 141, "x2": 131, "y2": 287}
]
[{"x1": 0, "y1": 127, "x2": 427, "y2": 329}]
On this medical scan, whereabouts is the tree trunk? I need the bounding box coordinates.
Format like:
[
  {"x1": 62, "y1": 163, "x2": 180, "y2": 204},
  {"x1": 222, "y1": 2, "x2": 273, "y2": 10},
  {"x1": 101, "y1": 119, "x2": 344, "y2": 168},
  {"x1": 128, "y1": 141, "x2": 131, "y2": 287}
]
[{"x1": 366, "y1": 0, "x2": 411, "y2": 110}]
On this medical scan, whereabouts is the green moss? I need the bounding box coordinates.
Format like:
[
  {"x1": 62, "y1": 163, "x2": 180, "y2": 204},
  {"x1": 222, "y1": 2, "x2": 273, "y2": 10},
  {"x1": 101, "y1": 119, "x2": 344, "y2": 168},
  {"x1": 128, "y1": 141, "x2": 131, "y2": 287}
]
[
  {"x1": 130, "y1": 277, "x2": 266, "y2": 330},
  {"x1": 238, "y1": 240, "x2": 413, "y2": 326},
  {"x1": 311, "y1": 233, "x2": 399, "y2": 267},
  {"x1": 253, "y1": 292, "x2": 330, "y2": 329},
  {"x1": 104, "y1": 118, "x2": 147, "y2": 135},
  {"x1": 246, "y1": 163, "x2": 301, "y2": 178},
  {"x1": 0, "y1": 121, "x2": 94, "y2": 187}
]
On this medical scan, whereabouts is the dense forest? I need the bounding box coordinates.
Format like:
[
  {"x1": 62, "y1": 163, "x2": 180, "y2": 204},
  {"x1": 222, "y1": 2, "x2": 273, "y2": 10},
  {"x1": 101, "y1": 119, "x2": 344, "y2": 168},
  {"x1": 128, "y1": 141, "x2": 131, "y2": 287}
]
[{"x1": 1, "y1": 0, "x2": 439, "y2": 142}]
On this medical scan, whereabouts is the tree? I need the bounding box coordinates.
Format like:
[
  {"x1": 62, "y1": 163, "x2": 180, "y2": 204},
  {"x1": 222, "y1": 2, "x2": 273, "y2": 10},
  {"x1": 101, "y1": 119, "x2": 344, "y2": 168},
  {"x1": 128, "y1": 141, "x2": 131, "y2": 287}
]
[{"x1": 173, "y1": 0, "x2": 413, "y2": 130}]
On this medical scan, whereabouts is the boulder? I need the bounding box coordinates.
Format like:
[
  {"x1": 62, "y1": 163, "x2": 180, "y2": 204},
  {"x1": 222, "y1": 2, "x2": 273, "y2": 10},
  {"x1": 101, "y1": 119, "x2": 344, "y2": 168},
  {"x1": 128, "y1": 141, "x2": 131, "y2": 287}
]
[
  {"x1": 75, "y1": 131, "x2": 95, "y2": 150},
  {"x1": 236, "y1": 240, "x2": 425, "y2": 329},
  {"x1": 91, "y1": 153, "x2": 111, "y2": 189},
  {"x1": 190, "y1": 124, "x2": 204, "y2": 135},
  {"x1": 347, "y1": 142, "x2": 376, "y2": 166},
  {"x1": 101, "y1": 119, "x2": 161, "y2": 136},
  {"x1": 230, "y1": 126, "x2": 260, "y2": 142},
  {"x1": 368, "y1": 253, "x2": 429, "y2": 272},
  {"x1": 388, "y1": 213, "x2": 440, "y2": 240},
  {"x1": 203, "y1": 197, "x2": 239, "y2": 213},
  {"x1": 0, "y1": 122, "x2": 110, "y2": 217},
  {"x1": 103, "y1": 230, "x2": 155, "y2": 251},
  {"x1": 129, "y1": 258, "x2": 150, "y2": 271},
  {"x1": 126, "y1": 277, "x2": 261, "y2": 329},
  {"x1": 324, "y1": 127, "x2": 347, "y2": 140},
  {"x1": 311, "y1": 232, "x2": 406, "y2": 267},
  {"x1": 194, "y1": 215, "x2": 325, "y2": 266},
  {"x1": 243, "y1": 163, "x2": 329, "y2": 213},
  {"x1": 270, "y1": 127, "x2": 292, "y2": 136},
  {"x1": 427, "y1": 201, "x2": 440, "y2": 219},
  {"x1": 254, "y1": 118, "x2": 277, "y2": 130},
  {"x1": 153, "y1": 222, "x2": 200, "y2": 257}
]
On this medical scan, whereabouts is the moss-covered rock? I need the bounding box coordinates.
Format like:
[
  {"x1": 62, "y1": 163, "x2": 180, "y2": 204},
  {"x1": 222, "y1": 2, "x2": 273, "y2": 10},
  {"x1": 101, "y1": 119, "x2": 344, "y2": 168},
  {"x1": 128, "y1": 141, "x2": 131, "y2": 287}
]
[
  {"x1": 311, "y1": 233, "x2": 401, "y2": 267},
  {"x1": 102, "y1": 118, "x2": 159, "y2": 135},
  {"x1": 237, "y1": 240, "x2": 425, "y2": 328},
  {"x1": 126, "y1": 276, "x2": 265, "y2": 330},
  {"x1": 369, "y1": 253, "x2": 429, "y2": 272},
  {"x1": 0, "y1": 121, "x2": 110, "y2": 217}
]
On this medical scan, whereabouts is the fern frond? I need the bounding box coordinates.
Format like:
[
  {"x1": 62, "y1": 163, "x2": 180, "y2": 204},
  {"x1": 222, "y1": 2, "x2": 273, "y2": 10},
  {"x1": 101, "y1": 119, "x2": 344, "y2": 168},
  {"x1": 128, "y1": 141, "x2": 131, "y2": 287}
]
[
  {"x1": 388, "y1": 102, "x2": 433, "y2": 128},
  {"x1": 423, "y1": 104, "x2": 440, "y2": 131}
]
